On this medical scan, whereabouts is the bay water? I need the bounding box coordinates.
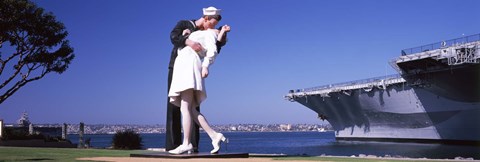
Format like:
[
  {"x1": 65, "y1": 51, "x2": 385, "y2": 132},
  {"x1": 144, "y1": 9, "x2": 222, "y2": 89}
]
[{"x1": 68, "y1": 131, "x2": 480, "y2": 159}]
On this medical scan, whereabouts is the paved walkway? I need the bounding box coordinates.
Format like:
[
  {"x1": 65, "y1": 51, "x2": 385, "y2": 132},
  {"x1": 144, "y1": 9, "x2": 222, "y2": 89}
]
[{"x1": 77, "y1": 157, "x2": 298, "y2": 162}]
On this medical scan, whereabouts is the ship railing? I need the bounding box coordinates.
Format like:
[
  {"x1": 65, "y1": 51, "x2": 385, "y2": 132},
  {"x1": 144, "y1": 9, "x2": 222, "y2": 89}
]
[
  {"x1": 395, "y1": 41, "x2": 480, "y2": 65},
  {"x1": 441, "y1": 43, "x2": 480, "y2": 65},
  {"x1": 391, "y1": 40, "x2": 480, "y2": 74},
  {"x1": 401, "y1": 33, "x2": 480, "y2": 56},
  {"x1": 286, "y1": 74, "x2": 405, "y2": 100}
]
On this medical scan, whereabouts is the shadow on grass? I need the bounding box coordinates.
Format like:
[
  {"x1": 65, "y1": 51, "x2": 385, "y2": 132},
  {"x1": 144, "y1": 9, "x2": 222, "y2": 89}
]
[
  {"x1": 24, "y1": 158, "x2": 55, "y2": 161},
  {"x1": 0, "y1": 146, "x2": 151, "y2": 161}
]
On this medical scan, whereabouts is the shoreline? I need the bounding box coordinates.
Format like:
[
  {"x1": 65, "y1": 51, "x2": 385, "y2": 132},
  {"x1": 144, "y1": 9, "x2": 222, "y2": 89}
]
[{"x1": 66, "y1": 130, "x2": 333, "y2": 135}]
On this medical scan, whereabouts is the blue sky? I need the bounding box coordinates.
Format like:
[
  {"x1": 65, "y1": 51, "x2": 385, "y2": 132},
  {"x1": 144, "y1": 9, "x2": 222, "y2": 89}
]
[{"x1": 1, "y1": 0, "x2": 479, "y2": 125}]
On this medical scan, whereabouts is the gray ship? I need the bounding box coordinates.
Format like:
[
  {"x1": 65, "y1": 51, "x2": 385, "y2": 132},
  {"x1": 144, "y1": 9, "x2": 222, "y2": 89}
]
[{"x1": 286, "y1": 34, "x2": 480, "y2": 145}]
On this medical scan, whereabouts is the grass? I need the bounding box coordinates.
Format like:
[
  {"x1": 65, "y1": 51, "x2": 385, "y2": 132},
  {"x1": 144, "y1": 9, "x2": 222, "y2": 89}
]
[
  {"x1": 0, "y1": 147, "x2": 472, "y2": 162},
  {"x1": 0, "y1": 146, "x2": 151, "y2": 161}
]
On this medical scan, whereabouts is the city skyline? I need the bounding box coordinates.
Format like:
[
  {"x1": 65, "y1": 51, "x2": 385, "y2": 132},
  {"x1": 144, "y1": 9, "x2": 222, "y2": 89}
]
[
  {"x1": 3, "y1": 122, "x2": 332, "y2": 134},
  {"x1": 1, "y1": 0, "x2": 480, "y2": 125}
]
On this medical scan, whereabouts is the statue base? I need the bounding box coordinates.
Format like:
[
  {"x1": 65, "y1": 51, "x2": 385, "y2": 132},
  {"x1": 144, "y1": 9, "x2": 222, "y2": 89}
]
[{"x1": 130, "y1": 152, "x2": 249, "y2": 159}]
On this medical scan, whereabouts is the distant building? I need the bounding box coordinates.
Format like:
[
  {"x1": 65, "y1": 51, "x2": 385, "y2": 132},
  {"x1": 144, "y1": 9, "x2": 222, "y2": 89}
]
[
  {"x1": 0, "y1": 119, "x2": 3, "y2": 138},
  {"x1": 17, "y1": 111, "x2": 31, "y2": 127},
  {"x1": 280, "y1": 124, "x2": 292, "y2": 131}
]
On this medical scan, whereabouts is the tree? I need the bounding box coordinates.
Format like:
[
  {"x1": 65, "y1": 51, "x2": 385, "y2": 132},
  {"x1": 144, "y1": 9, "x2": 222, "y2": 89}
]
[
  {"x1": 0, "y1": 0, "x2": 74, "y2": 104},
  {"x1": 112, "y1": 129, "x2": 143, "y2": 150}
]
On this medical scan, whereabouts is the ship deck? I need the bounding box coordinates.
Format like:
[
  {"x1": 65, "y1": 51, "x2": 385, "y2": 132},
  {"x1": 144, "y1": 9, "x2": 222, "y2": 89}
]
[{"x1": 286, "y1": 74, "x2": 405, "y2": 100}]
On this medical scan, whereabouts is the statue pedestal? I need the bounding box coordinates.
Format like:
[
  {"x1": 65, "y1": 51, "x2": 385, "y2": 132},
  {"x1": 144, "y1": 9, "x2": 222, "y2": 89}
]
[{"x1": 130, "y1": 152, "x2": 249, "y2": 159}]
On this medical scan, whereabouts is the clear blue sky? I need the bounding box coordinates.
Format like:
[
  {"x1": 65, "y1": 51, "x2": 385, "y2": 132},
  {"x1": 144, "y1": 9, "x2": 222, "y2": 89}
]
[{"x1": 1, "y1": 0, "x2": 479, "y2": 125}]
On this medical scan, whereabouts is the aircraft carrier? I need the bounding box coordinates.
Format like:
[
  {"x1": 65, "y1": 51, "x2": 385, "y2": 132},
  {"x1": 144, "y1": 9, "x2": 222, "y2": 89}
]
[{"x1": 286, "y1": 34, "x2": 480, "y2": 145}]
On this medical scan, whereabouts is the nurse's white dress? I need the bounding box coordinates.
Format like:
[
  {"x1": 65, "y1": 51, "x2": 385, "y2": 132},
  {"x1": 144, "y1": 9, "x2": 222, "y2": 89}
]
[{"x1": 168, "y1": 29, "x2": 219, "y2": 108}]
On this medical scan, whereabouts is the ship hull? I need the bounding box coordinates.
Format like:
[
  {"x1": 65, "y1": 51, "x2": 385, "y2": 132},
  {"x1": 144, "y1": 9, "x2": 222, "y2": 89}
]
[{"x1": 293, "y1": 78, "x2": 480, "y2": 144}]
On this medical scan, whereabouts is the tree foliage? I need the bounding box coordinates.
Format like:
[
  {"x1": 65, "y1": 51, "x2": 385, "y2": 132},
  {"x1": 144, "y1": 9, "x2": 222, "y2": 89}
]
[
  {"x1": 0, "y1": 0, "x2": 74, "y2": 104},
  {"x1": 112, "y1": 129, "x2": 143, "y2": 150}
]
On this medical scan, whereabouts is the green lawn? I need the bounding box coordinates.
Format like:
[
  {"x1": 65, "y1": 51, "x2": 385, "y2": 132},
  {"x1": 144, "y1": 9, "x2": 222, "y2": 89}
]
[
  {"x1": 0, "y1": 146, "x2": 150, "y2": 161},
  {"x1": 0, "y1": 147, "x2": 472, "y2": 162}
]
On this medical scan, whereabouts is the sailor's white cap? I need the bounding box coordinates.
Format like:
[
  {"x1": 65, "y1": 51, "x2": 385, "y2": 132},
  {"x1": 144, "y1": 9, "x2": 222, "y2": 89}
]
[{"x1": 203, "y1": 6, "x2": 221, "y2": 16}]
